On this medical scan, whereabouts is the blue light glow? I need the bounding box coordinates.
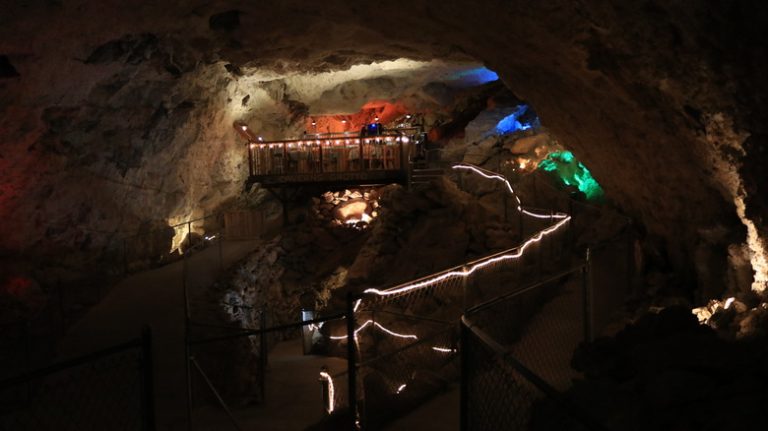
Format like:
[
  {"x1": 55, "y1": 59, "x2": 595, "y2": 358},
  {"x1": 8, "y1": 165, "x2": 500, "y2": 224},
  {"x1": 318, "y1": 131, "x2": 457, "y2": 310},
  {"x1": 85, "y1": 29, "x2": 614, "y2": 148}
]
[
  {"x1": 495, "y1": 105, "x2": 533, "y2": 135},
  {"x1": 449, "y1": 67, "x2": 500, "y2": 85}
]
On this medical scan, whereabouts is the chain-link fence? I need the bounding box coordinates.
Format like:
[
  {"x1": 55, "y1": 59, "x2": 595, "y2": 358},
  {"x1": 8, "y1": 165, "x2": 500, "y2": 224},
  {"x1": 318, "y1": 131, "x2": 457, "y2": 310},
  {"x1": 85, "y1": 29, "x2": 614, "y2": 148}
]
[
  {"x1": 0, "y1": 328, "x2": 154, "y2": 431},
  {"x1": 460, "y1": 267, "x2": 611, "y2": 431}
]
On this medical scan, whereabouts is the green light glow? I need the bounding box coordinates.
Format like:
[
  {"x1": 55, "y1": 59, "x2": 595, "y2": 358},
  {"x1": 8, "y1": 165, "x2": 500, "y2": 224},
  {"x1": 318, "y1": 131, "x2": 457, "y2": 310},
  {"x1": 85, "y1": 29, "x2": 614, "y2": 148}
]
[{"x1": 538, "y1": 151, "x2": 603, "y2": 200}]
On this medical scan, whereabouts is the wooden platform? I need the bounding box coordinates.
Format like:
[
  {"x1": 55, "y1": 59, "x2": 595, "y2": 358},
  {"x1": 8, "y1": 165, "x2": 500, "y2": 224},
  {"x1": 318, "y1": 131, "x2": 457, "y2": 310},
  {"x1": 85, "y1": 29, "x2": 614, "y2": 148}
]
[{"x1": 247, "y1": 169, "x2": 408, "y2": 189}]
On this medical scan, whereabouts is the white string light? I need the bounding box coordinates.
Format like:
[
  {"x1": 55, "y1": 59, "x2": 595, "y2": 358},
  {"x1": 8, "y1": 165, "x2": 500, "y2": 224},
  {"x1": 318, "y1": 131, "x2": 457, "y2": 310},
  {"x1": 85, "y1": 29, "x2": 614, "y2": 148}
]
[
  {"x1": 431, "y1": 346, "x2": 457, "y2": 353},
  {"x1": 451, "y1": 164, "x2": 568, "y2": 219},
  {"x1": 319, "y1": 371, "x2": 335, "y2": 413},
  {"x1": 396, "y1": 384, "x2": 407, "y2": 394},
  {"x1": 328, "y1": 320, "x2": 418, "y2": 341},
  {"x1": 363, "y1": 216, "x2": 569, "y2": 297}
]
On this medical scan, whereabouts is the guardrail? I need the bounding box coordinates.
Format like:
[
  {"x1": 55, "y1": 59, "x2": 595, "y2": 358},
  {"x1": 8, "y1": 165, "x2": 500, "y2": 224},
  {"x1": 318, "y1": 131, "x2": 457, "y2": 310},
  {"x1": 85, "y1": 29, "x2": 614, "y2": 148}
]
[
  {"x1": 460, "y1": 261, "x2": 613, "y2": 431},
  {"x1": 0, "y1": 328, "x2": 154, "y2": 430}
]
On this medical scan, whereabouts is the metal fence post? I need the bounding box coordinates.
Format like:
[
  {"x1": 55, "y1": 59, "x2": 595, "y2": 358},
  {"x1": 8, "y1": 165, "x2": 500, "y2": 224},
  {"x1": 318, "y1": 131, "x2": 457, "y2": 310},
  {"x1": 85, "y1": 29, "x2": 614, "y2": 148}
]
[
  {"x1": 462, "y1": 266, "x2": 469, "y2": 311},
  {"x1": 140, "y1": 326, "x2": 156, "y2": 431},
  {"x1": 567, "y1": 199, "x2": 574, "y2": 247},
  {"x1": 503, "y1": 190, "x2": 508, "y2": 223},
  {"x1": 346, "y1": 293, "x2": 358, "y2": 430},
  {"x1": 57, "y1": 279, "x2": 66, "y2": 335},
  {"x1": 259, "y1": 307, "x2": 268, "y2": 402},
  {"x1": 582, "y1": 248, "x2": 594, "y2": 343},
  {"x1": 123, "y1": 238, "x2": 128, "y2": 274},
  {"x1": 320, "y1": 366, "x2": 331, "y2": 414},
  {"x1": 459, "y1": 321, "x2": 469, "y2": 431},
  {"x1": 183, "y1": 262, "x2": 193, "y2": 431},
  {"x1": 218, "y1": 232, "x2": 224, "y2": 271},
  {"x1": 625, "y1": 221, "x2": 634, "y2": 297}
]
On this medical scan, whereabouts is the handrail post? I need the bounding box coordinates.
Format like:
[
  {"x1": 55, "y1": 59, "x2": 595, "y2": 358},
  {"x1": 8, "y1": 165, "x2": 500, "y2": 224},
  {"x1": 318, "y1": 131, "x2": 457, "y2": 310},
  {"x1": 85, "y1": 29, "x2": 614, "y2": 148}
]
[
  {"x1": 582, "y1": 248, "x2": 594, "y2": 343},
  {"x1": 183, "y1": 254, "x2": 192, "y2": 431},
  {"x1": 320, "y1": 366, "x2": 331, "y2": 414},
  {"x1": 358, "y1": 138, "x2": 364, "y2": 172},
  {"x1": 459, "y1": 320, "x2": 469, "y2": 431},
  {"x1": 625, "y1": 220, "x2": 634, "y2": 297},
  {"x1": 283, "y1": 141, "x2": 288, "y2": 174},
  {"x1": 247, "y1": 141, "x2": 254, "y2": 176},
  {"x1": 123, "y1": 238, "x2": 128, "y2": 274},
  {"x1": 549, "y1": 210, "x2": 555, "y2": 263},
  {"x1": 346, "y1": 293, "x2": 358, "y2": 430},
  {"x1": 259, "y1": 307, "x2": 268, "y2": 401},
  {"x1": 140, "y1": 326, "x2": 156, "y2": 431},
  {"x1": 218, "y1": 231, "x2": 224, "y2": 271},
  {"x1": 319, "y1": 142, "x2": 324, "y2": 173},
  {"x1": 462, "y1": 265, "x2": 470, "y2": 311}
]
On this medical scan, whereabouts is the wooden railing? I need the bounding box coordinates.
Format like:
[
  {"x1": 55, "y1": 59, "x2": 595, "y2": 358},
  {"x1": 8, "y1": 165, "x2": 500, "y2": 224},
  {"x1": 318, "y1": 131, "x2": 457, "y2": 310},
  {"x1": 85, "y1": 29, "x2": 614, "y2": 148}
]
[{"x1": 246, "y1": 128, "x2": 424, "y2": 184}]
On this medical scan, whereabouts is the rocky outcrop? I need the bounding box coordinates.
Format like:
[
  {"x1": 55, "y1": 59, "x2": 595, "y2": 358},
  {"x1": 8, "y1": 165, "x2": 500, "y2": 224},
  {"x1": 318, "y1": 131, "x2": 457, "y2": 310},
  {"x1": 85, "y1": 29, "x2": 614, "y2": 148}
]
[{"x1": 545, "y1": 307, "x2": 768, "y2": 431}]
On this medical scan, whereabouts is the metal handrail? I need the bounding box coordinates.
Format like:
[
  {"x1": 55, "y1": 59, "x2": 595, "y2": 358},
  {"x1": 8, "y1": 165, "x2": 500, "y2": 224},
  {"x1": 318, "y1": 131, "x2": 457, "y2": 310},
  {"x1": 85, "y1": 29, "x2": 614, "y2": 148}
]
[
  {"x1": 464, "y1": 263, "x2": 586, "y2": 316},
  {"x1": 189, "y1": 356, "x2": 243, "y2": 431},
  {"x1": 188, "y1": 312, "x2": 347, "y2": 346},
  {"x1": 0, "y1": 334, "x2": 142, "y2": 388}
]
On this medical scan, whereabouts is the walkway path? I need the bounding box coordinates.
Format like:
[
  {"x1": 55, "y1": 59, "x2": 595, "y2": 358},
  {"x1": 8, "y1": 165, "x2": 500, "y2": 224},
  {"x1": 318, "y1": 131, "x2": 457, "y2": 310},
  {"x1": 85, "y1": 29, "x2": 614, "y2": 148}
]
[
  {"x1": 60, "y1": 239, "x2": 261, "y2": 431},
  {"x1": 213, "y1": 338, "x2": 347, "y2": 431}
]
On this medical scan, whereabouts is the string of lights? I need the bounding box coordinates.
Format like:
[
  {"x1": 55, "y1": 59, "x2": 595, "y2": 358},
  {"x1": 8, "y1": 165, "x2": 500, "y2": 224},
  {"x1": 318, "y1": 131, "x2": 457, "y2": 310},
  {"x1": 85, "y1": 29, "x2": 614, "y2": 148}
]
[
  {"x1": 328, "y1": 320, "x2": 419, "y2": 341},
  {"x1": 362, "y1": 215, "x2": 569, "y2": 298},
  {"x1": 451, "y1": 163, "x2": 568, "y2": 219},
  {"x1": 319, "y1": 371, "x2": 335, "y2": 413},
  {"x1": 358, "y1": 163, "x2": 570, "y2": 299},
  {"x1": 249, "y1": 136, "x2": 412, "y2": 150}
]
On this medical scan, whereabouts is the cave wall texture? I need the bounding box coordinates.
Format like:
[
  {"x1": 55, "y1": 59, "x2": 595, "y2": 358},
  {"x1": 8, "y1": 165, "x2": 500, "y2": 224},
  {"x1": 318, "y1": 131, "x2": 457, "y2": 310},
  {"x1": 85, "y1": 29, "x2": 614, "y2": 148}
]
[{"x1": 1, "y1": 0, "x2": 766, "y2": 297}]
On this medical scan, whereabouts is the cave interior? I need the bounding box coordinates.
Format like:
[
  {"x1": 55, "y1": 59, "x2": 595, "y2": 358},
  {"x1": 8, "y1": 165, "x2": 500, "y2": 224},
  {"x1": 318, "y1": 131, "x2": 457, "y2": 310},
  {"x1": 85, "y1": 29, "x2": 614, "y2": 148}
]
[{"x1": 1, "y1": 1, "x2": 768, "y2": 430}]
